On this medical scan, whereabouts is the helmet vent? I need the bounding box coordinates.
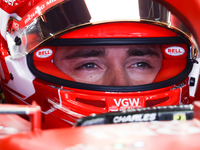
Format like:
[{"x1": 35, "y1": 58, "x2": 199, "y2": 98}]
[
  {"x1": 145, "y1": 96, "x2": 169, "y2": 107},
  {"x1": 76, "y1": 98, "x2": 106, "y2": 108}
]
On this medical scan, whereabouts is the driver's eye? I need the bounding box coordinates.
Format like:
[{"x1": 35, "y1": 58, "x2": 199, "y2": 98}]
[
  {"x1": 76, "y1": 63, "x2": 98, "y2": 70},
  {"x1": 131, "y1": 62, "x2": 152, "y2": 68}
]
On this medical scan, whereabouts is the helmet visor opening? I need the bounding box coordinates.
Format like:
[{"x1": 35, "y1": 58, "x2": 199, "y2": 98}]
[
  {"x1": 27, "y1": 36, "x2": 193, "y2": 92},
  {"x1": 53, "y1": 44, "x2": 163, "y2": 86}
]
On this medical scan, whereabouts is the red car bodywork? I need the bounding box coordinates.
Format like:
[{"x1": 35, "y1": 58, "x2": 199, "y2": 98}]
[{"x1": 0, "y1": 101, "x2": 200, "y2": 149}]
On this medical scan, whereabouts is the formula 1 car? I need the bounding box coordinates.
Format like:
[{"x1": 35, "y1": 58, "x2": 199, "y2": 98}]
[{"x1": 1, "y1": 0, "x2": 200, "y2": 149}]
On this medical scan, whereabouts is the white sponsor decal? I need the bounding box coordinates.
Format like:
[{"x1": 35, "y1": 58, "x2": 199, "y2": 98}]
[
  {"x1": 24, "y1": 0, "x2": 57, "y2": 25},
  {"x1": 120, "y1": 106, "x2": 138, "y2": 111},
  {"x1": 25, "y1": 5, "x2": 45, "y2": 24},
  {"x1": 3, "y1": 0, "x2": 16, "y2": 6},
  {"x1": 13, "y1": 21, "x2": 19, "y2": 30},
  {"x1": 165, "y1": 46, "x2": 185, "y2": 56},
  {"x1": 114, "y1": 98, "x2": 139, "y2": 107},
  {"x1": 36, "y1": 48, "x2": 53, "y2": 58},
  {"x1": 46, "y1": 0, "x2": 57, "y2": 6},
  {"x1": 113, "y1": 113, "x2": 156, "y2": 123},
  {"x1": 82, "y1": 118, "x2": 105, "y2": 126},
  {"x1": 108, "y1": 106, "x2": 118, "y2": 112}
]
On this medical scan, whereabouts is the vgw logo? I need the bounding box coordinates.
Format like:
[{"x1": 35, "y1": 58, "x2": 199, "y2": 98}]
[{"x1": 113, "y1": 98, "x2": 140, "y2": 107}]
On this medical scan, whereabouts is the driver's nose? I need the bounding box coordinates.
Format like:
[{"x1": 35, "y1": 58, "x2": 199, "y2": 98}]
[{"x1": 103, "y1": 66, "x2": 132, "y2": 86}]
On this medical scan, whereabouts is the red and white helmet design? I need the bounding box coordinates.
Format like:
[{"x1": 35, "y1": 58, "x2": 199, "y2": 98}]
[{"x1": 0, "y1": 0, "x2": 200, "y2": 128}]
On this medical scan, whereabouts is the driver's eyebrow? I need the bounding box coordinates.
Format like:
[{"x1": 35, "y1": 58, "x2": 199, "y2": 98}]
[
  {"x1": 65, "y1": 48, "x2": 106, "y2": 59},
  {"x1": 127, "y1": 48, "x2": 160, "y2": 57}
]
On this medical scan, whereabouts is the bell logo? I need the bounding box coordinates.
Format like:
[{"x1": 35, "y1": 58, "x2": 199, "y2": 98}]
[
  {"x1": 114, "y1": 98, "x2": 139, "y2": 107},
  {"x1": 165, "y1": 46, "x2": 185, "y2": 56},
  {"x1": 36, "y1": 49, "x2": 53, "y2": 58}
]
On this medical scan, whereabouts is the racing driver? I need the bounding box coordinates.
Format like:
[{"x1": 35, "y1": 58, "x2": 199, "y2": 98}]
[{"x1": 0, "y1": 0, "x2": 199, "y2": 128}]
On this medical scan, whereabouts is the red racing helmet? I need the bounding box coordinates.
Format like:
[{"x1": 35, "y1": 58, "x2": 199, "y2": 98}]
[{"x1": 0, "y1": 0, "x2": 199, "y2": 128}]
